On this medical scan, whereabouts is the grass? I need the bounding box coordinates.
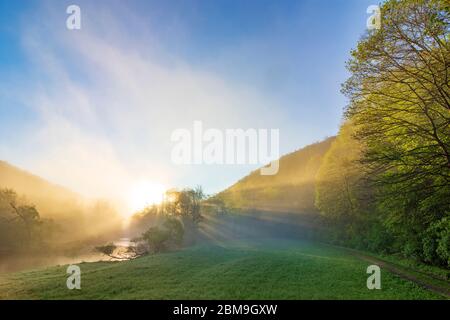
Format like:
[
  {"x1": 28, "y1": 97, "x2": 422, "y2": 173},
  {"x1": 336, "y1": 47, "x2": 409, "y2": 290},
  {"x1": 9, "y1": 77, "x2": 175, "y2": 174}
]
[
  {"x1": 374, "y1": 252, "x2": 450, "y2": 282},
  {"x1": 0, "y1": 239, "x2": 444, "y2": 300}
]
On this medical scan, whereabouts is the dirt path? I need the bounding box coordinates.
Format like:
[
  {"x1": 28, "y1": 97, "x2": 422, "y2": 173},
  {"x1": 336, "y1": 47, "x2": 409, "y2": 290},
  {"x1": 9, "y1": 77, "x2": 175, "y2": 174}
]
[{"x1": 350, "y1": 251, "x2": 450, "y2": 299}]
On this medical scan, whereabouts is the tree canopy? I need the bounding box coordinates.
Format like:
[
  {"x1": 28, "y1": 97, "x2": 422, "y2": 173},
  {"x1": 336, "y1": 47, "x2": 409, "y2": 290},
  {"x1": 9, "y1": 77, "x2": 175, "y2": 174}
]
[{"x1": 317, "y1": 0, "x2": 450, "y2": 266}]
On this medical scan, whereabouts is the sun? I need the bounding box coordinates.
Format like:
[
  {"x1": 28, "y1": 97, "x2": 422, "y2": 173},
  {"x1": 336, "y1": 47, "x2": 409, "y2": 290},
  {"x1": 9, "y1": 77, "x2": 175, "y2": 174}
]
[{"x1": 126, "y1": 181, "x2": 166, "y2": 216}]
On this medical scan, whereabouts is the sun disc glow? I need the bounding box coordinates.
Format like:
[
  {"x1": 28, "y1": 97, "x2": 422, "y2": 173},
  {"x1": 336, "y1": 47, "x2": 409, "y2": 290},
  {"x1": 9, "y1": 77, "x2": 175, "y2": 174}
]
[{"x1": 126, "y1": 181, "x2": 166, "y2": 216}]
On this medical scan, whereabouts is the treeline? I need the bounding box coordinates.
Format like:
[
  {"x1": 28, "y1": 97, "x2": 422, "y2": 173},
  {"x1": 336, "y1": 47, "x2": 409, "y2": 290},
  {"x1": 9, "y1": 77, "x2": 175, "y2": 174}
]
[
  {"x1": 0, "y1": 189, "x2": 52, "y2": 253},
  {"x1": 103, "y1": 186, "x2": 207, "y2": 259},
  {"x1": 316, "y1": 0, "x2": 449, "y2": 267},
  {"x1": 129, "y1": 186, "x2": 205, "y2": 234},
  {"x1": 0, "y1": 187, "x2": 122, "y2": 257},
  {"x1": 217, "y1": 137, "x2": 334, "y2": 213}
]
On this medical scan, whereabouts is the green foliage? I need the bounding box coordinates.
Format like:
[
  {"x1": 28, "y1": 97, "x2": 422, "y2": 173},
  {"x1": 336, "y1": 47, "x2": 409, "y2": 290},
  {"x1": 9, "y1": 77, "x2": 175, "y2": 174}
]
[
  {"x1": 142, "y1": 227, "x2": 171, "y2": 253},
  {"x1": 218, "y1": 138, "x2": 335, "y2": 213},
  {"x1": 162, "y1": 216, "x2": 184, "y2": 245},
  {"x1": 315, "y1": 123, "x2": 369, "y2": 221},
  {"x1": 141, "y1": 217, "x2": 185, "y2": 253},
  {"x1": 128, "y1": 185, "x2": 205, "y2": 252},
  {"x1": 0, "y1": 188, "x2": 46, "y2": 252},
  {"x1": 0, "y1": 240, "x2": 442, "y2": 299},
  {"x1": 422, "y1": 217, "x2": 450, "y2": 267},
  {"x1": 163, "y1": 186, "x2": 205, "y2": 222},
  {"x1": 0, "y1": 161, "x2": 123, "y2": 247},
  {"x1": 316, "y1": 0, "x2": 450, "y2": 267}
]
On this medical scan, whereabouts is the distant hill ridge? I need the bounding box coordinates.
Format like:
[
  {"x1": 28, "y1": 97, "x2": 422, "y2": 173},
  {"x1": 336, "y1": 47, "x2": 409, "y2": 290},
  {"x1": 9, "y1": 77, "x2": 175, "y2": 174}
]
[
  {"x1": 1, "y1": 137, "x2": 335, "y2": 216},
  {"x1": 0, "y1": 160, "x2": 83, "y2": 217},
  {"x1": 217, "y1": 137, "x2": 335, "y2": 213}
]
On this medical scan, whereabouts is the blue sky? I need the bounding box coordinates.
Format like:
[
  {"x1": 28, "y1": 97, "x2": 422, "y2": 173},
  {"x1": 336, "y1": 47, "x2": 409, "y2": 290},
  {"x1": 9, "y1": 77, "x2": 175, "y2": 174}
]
[{"x1": 0, "y1": 0, "x2": 375, "y2": 208}]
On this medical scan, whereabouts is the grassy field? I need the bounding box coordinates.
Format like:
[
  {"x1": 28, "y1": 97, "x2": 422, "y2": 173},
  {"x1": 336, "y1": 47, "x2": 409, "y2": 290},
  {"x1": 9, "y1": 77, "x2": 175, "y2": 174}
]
[{"x1": 0, "y1": 239, "x2": 444, "y2": 300}]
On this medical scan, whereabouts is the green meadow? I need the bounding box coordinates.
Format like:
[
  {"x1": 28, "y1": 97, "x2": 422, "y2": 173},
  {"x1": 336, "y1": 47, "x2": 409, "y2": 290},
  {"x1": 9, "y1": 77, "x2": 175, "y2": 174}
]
[{"x1": 0, "y1": 239, "x2": 445, "y2": 300}]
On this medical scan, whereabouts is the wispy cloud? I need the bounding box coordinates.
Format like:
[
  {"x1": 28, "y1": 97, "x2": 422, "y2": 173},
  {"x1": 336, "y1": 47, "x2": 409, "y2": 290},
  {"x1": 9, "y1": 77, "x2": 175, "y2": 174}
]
[{"x1": 2, "y1": 1, "x2": 287, "y2": 207}]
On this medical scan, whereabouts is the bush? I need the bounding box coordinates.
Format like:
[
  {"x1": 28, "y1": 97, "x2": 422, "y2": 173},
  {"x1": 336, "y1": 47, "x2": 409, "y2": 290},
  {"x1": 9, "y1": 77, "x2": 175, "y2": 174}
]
[
  {"x1": 365, "y1": 221, "x2": 395, "y2": 254},
  {"x1": 422, "y1": 217, "x2": 450, "y2": 267},
  {"x1": 163, "y1": 217, "x2": 184, "y2": 246},
  {"x1": 142, "y1": 217, "x2": 184, "y2": 253},
  {"x1": 142, "y1": 227, "x2": 170, "y2": 253}
]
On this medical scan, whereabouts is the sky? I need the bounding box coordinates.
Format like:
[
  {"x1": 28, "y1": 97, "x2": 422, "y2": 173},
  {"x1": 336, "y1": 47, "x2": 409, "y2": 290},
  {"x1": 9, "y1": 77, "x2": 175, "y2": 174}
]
[{"x1": 0, "y1": 0, "x2": 375, "y2": 208}]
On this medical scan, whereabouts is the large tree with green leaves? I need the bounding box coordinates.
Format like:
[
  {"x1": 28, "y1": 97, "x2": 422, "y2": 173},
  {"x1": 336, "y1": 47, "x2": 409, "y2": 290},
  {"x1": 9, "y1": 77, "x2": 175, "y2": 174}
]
[{"x1": 342, "y1": 0, "x2": 449, "y2": 264}]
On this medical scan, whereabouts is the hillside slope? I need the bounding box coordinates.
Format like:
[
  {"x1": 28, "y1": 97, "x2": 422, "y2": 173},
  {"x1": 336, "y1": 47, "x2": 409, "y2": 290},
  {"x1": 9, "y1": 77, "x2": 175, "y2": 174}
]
[
  {"x1": 0, "y1": 161, "x2": 121, "y2": 243},
  {"x1": 217, "y1": 137, "x2": 335, "y2": 213},
  {"x1": 0, "y1": 161, "x2": 83, "y2": 218}
]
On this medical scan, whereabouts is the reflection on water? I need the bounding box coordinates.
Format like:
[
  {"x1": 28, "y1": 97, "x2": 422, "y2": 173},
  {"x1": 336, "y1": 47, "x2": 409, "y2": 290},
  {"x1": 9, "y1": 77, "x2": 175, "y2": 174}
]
[
  {"x1": 0, "y1": 252, "x2": 105, "y2": 274},
  {"x1": 113, "y1": 237, "x2": 133, "y2": 247},
  {"x1": 0, "y1": 238, "x2": 132, "y2": 274}
]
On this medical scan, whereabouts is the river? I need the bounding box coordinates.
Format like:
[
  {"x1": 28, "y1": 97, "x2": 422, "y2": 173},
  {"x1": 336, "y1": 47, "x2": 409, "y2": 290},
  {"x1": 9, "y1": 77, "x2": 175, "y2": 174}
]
[{"x1": 0, "y1": 238, "x2": 133, "y2": 274}]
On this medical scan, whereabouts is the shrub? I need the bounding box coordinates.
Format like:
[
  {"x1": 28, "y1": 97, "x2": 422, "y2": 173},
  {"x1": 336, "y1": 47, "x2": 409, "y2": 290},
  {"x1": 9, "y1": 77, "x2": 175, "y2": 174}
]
[
  {"x1": 141, "y1": 217, "x2": 185, "y2": 253},
  {"x1": 163, "y1": 216, "x2": 184, "y2": 246},
  {"x1": 422, "y1": 217, "x2": 450, "y2": 267}
]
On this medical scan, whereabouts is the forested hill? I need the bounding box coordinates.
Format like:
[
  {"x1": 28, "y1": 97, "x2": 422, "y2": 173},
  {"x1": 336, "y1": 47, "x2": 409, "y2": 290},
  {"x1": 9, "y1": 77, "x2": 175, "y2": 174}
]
[
  {"x1": 0, "y1": 160, "x2": 122, "y2": 247},
  {"x1": 216, "y1": 137, "x2": 335, "y2": 213},
  {"x1": 0, "y1": 160, "x2": 83, "y2": 218}
]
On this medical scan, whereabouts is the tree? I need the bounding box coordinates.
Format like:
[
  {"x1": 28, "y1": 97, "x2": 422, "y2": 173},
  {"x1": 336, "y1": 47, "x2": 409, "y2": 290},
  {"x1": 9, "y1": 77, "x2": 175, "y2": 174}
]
[
  {"x1": 315, "y1": 122, "x2": 384, "y2": 248},
  {"x1": 0, "y1": 188, "x2": 43, "y2": 249},
  {"x1": 141, "y1": 217, "x2": 184, "y2": 253},
  {"x1": 189, "y1": 186, "x2": 205, "y2": 222},
  {"x1": 343, "y1": 0, "x2": 450, "y2": 191},
  {"x1": 142, "y1": 227, "x2": 170, "y2": 253},
  {"x1": 341, "y1": 0, "x2": 450, "y2": 263},
  {"x1": 162, "y1": 186, "x2": 205, "y2": 222},
  {"x1": 316, "y1": 122, "x2": 367, "y2": 221},
  {"x1": 162, "y1": 216, "x2": 184, "y2": 246}
]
